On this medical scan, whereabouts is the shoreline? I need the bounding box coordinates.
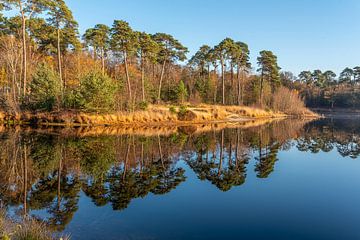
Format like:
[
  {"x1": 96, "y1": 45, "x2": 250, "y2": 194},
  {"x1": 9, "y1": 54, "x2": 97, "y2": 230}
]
[{"x1": 0, "y1": 104, "x2": 318, "y2": 127}]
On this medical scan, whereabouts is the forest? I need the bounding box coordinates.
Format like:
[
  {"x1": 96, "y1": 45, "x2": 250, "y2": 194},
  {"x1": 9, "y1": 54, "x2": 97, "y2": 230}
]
[{"x1": 0, "y1": 0, "x2": 358, "y2": 119}]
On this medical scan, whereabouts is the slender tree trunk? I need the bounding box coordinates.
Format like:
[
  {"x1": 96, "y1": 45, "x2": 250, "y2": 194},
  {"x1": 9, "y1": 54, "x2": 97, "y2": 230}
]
[
  {"x1": 21, "y1": 14, "x2": 27, "y2": 96},
  {"x1": 57, "y1": 149, "x2": 62, "y2": 210},
  {"x1": 240, "y1": 71, "x2": 244, "y2": 104},
  {"x1": 235, "y1": 129, "x2": 239, "y2": 168},
  {"x1": 207, "y1": 65, "x2": 211, "y2": 81},
  {"x1": 57, "y1": 27, "x2": 63, "y2": 89},
  {"x1": 221, "y1": 59, "x2": 225, "y2": 105},
  {"x1": 123, "y1": 144, "x2": 130, "y2": 180},
  {"x1": 23, "y1": 144, "x2": 28, "y2": 216},
  {"x1": 237, "y1": 66, "x2": 241, "y2": 105},
  {"x1": 230, "y1": 63, "x2": 234, "y2": 88},
  {"x1": 260, "y1": 70, "x2": 264, "y2": 107},
  {"x1": 101, "y1": 48, "x2": 105, "y2": 76},
  {"x1": 141, "y1": 55, "x2": 146, "y2": 102},
  {"x1": 218, "y1": 130, "x2": 224, "y2": 176},
  {"x1": 158, "y1": 60, "x2": 166, "y2": 102},
  {"x1": 158, "y1": 135, "x2": 164, "y2": 170},
  {"x1": 123, "y1": 52, "x2": 132, "y2": 101},
  {"x1": 213, "y1": 66, "x2": 218, "y2": 104},
  {"x1": 140, "y1": 143, "x2": 144, "y2": 175}
]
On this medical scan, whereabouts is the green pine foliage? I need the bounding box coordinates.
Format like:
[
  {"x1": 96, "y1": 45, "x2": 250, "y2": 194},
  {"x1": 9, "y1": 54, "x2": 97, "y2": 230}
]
[
  {"x1": 177, "y1": 80, "x2": 188, "y2": 104},
  {"x1": 78, "y1": 71, "x2": 117, "y2": 111},
  {"x1": 29, "y1": 63, "x2": 61, "y2": 111}
]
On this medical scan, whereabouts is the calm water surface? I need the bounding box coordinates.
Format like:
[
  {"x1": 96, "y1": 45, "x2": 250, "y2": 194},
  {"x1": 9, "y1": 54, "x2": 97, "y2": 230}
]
[{"x1": 1, "y1": 118, "x2": 360, "y2": 240}]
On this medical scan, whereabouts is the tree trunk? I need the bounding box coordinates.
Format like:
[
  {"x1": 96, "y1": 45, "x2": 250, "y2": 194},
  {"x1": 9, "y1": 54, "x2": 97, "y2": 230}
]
[
  {"x1": 57, "y1": 27, "x2": 63, "y2": 90},
  {"x1": 221, "y1": 59, "x2": 225, "y2": 105},
  {"x1": 237, "y1": 66, "x2": 241, "y2": 105},
  {"x1": 23, "y1": 144, "x2": 28, "y2": 216},
  {"x1": 158, "y1": 60, "x2": 166, "y2": 102},
  {"x1": 101, "y1": 48, "x2": 105, "y2": 76},
  {"x1": 124, "y1": 52, "x2": 132, "y2": 101},
  {"x1": 213, "y1": 66, "x2": 218, "y2": 104},
  {"x1": 218, "y1": 130, "x2": 224, "y2": 176},
  {"x1": 57, "y1": 149, "x2": 62, "y2": 210},
  {"x1": 230, "y1": 63, "x2": 234, "y2": 88},
  {"x1": 158, "y1": 135, "x2": 164, "y2": 170},
  {"x1": 21, "y1": 15, "x2": 27, "y2": 96},
  {"x1": 260, "y1": 70, "x2": 264, "y2": 107},
  {"x1": 207, "y1": 65, "x2": 211, "y2": 81},
  {"x1": 141, "y1": 54, "x2": 146, "y2": 102}
]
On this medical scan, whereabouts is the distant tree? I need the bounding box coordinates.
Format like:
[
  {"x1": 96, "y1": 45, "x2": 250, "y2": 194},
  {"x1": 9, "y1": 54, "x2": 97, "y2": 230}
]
[
  {"x1": 152, "y1": 33, "x2": 188, "y2": 102},
  {"x1": 47, "y1": 0, "x2": 79, "y2": 90},
  {"x1": 189, "y1": 44, "x2": 212, "y2": 77},
  {"x1": 2, "y1": 0, "x2": 49, "y2": 96},
  {"x1": 214, "y1": 38, "x2": 236, "y2": 105},
  {"x1": 353, "y1": 66, "x2": 360, "y2": 84},
  {"x1": 83, "y1": 24, "x2": 110, "y2": 75},
  {"x1": 137, "y1": 32, "x2": 159, "y2": 102},
  {"x1": 0, "y1": 3, "x2": 6, "y2": 34},
  {"x1": 323, "y1": 70, "x2": 337, "y2": 87},
  {"x1": 298, "y1": 71, "x2": 313, "y2": 85},
  {"x1": 280, "y1": 71, "x2": 297, "y2": 88},
  {"x1": 110, "y1": 20, "x2": 138, "y2": 102},
  {"x1": 208, "y1": 48, "x2": 220, "y2": 103},
  {"x1": 339, "y1": 67, "x2": 354, "y2": 84},
  {"x1": 234, "y1": 41, "x2": 251, "y2": 105},
  {"x1": 312, "y1": 70, "x2": 325, "y2": 88},
  {"x1": 189, "y1": 45, "x2": 213, "y2": 103},
  {"x1": 257, "y1": 50, "x2": 281, "y2": 106}
]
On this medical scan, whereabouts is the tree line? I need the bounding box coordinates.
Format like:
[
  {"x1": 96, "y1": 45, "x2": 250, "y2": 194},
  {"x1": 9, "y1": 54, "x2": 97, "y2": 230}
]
[
  {"x1": 279, "y1": 67, "x2": 360, "y2": 108},
  {"x1": 2, "y1": 0, "x2": 354, "y2": 113},
  {"x1": 0, "y1": 0, "x2": 292, "y2": 113}
]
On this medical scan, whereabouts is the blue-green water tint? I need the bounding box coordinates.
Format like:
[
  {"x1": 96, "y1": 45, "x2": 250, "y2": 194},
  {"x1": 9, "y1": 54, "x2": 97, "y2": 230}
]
[{"x1": 1, "y1": 118, "x2": 360, "y2": 240}]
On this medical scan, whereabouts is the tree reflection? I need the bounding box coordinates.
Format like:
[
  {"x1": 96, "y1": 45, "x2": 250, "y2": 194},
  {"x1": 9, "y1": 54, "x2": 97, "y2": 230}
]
[
  {"x1": 296, "y1": 119, "x2": 360, "y2": 158},
  {"x1": 187, "y1": 129, "x2": 249, "y2": 191},
  {"x1": 0, "y1": 118, "x2": 359, "y2": 231}
]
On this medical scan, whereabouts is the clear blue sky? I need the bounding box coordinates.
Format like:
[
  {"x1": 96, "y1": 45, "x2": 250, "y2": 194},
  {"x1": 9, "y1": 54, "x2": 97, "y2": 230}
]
[{"x1": 66, "y1": 0, "x2": 360, "y2": 75}]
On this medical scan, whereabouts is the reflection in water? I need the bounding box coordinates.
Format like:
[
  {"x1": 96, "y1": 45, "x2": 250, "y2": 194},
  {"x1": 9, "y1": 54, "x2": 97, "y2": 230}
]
[{"x1": 0, "y1": 118, "x2": 359, "y2": 232}]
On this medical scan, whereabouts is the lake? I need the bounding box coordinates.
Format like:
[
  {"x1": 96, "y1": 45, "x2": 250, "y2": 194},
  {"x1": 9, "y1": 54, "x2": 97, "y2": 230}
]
[{"x1": 1, "y1": 118, "x2": 360, "y2": 240}]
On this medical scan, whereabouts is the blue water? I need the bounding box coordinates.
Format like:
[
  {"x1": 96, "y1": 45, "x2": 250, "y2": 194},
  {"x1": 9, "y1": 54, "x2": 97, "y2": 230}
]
[
  {"x1": 1, "y1": 118, "x2": 360, "y2": 240},
  {"x1": 66, "y1": 147, "x2": 360, "y2": 239}
]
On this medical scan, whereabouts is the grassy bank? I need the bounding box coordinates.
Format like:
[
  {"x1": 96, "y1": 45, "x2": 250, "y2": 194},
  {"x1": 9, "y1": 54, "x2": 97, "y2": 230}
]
[{"x1": 0, "y1": 104, "x2": 318, "y2": 127}]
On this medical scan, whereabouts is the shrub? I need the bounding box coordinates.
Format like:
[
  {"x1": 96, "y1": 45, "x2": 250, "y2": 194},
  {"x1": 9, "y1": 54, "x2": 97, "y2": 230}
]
[
  {"x1": 79, "y1": 71, "x2": 117, "y2": 111},
  {"x1": 169, "y1": 106, "x2": 177, "y2": 114},
  {"x1": 178, "y1": 105, "x2": 187, "y2": 116},
  {"x1": 177, "y1": 80, "x2": 188, "y2": 104},
  {"x1": 29, "y1": 63, "x2": 61, "y2": 111},
  {"x1": 272, "y1": 87, "x2": 307, "y2": 115},
  {"x1": 63, "y1": 89, "x2": 84, "y2": 109},
  {"x1": 137, "y1": 101, "x2": 148, "y2": 111}
]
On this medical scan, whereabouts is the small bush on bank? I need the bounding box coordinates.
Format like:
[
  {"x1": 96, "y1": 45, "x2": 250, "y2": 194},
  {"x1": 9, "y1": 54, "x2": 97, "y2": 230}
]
[
  {"x1": 137, "y1": 101, "x2": 148, "y2": 111},
  {"x1": 169, "y1": 106, "x2": 177, "y2": 114},
  {"x1": 177, "y1": 80, "x2": 188, "y2": 104},
  {"x1": 63, "y1": 89, "x2": 84, "y2": 109},
  {"x1": 29, "y1": 63, "x2": 61, "y2": 111},
  {"x1": 272, "y1": 87, "x2": 308, "y2": 115},
  {"x1": 178, "y1": 105, "x2": 188, "y2": 116},
  {"x1": 78, "y1": 71, "x2": 117, "y2": 111}
]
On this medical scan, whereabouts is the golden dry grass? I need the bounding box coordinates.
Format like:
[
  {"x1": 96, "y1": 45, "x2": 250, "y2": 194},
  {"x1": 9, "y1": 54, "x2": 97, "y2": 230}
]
[{"x1": 0, "y1": 104, "x2": 318, "y2": 127}]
